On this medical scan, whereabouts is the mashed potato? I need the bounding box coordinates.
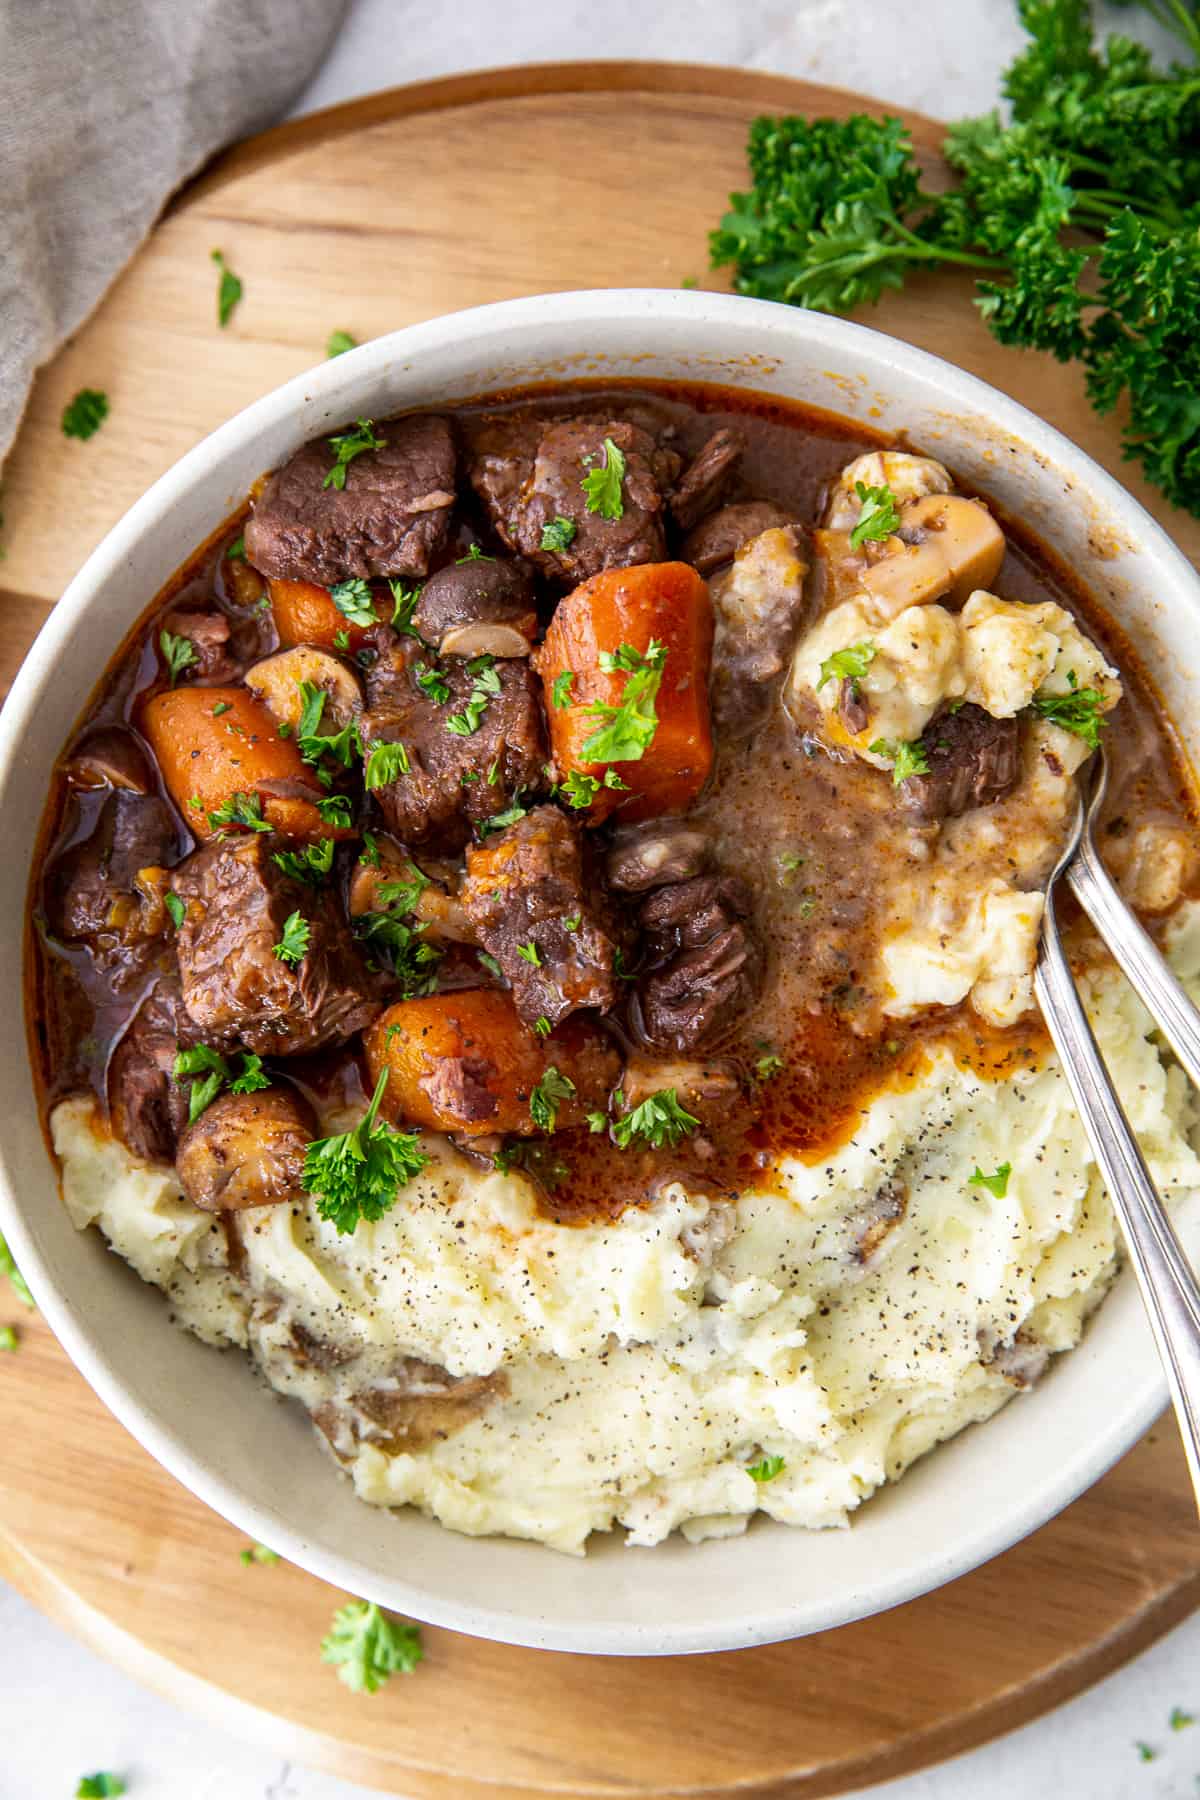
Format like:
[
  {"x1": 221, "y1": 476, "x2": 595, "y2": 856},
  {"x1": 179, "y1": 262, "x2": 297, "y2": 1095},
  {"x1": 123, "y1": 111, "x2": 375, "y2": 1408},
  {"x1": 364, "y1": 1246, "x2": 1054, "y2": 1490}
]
[{"x1": 51, "y1": 910, "x2": 1200, "y2": 1554}]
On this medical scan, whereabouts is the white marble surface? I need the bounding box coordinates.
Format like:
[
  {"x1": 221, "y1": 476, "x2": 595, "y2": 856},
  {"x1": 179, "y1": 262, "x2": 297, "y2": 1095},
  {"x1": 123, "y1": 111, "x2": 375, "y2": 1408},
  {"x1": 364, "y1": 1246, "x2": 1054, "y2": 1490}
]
[{"x1": 3, "y1": 1, "x2": 1196, "y2": 1795}]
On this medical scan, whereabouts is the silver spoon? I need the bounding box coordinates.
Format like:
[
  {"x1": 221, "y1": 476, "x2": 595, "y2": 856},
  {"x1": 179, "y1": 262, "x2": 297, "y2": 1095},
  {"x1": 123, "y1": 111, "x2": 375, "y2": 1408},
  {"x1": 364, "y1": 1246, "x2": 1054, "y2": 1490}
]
[{"x1": 1035, "y1": 746, "x2": 1200, "y2": 1508}]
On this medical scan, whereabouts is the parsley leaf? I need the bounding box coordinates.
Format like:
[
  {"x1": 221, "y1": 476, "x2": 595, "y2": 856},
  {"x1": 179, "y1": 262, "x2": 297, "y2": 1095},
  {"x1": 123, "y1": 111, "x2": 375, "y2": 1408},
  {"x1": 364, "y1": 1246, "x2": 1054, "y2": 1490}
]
[
  {"x1": 476, "y1": 798, "x2": 529, "y2": 838},
  {"x1": 226, "y1": 534, "x2": 247, "y2": 561},
  {"x1": 579, "y1": 639, "x2": 667, "y2": 763},
  {"x1": 755, "y1": 1053, "x2": 784, "y2": 1081},
  {"x1": 612, "y1": 1088, "x2": 700, "y2": 1150},
  {"x1": 76, "y1": 1775, "x2": 127, "y2": 1798},
  {"x1": 316, "y1": 792, "x2": 353, "y2": 828},
  {"x1": 273, "y1": 837, "x2": 335, "y2": 886},
  {"x1": 969, "y1": 1161, "x2": 1012, "y2": 1198},
  {"x1": 303, "y1": 1069, "x2": 428, "y2": 1234},
  {"x1": 239, "y1": 1542, "x2": 280, "y2": 1566},
  {"x1": 456, "y1": 543, "x2": 493, "y2": 563},
  {"x1": 446, "y1": 656, "x2": 502, "y2": 736},
  {"x1": 581, "y1": 435, "x2": 627, "y2": 519},
  {"x1": 816, "y1": 640, "x2": 877, "y2": 693},
  {"x1": 327, "y1": 329, "x2": 357, "y2": 358},
  {"x1": 552, "y1": 669, "x2": 576, "y2": 709},
  {"x1": 359, "y1": 832, "x2": 381, "y2": 868},
  {"x1": 207, "y1": 790, "x2": 271, "y2": 833},
  {"x1": 415, "y1": 662, "x2": 451, "y2": 704},
  {"x1": 296, "y1": 683, "x2": 362, "y2": 773},
  {"x1": 563, "y1": 913, "x2": 581, "y2": 932},
  {"x1": 0, "y1": 1326, "x2": 16, "y2": 1352},
  {"x1": 0, "y1": 1232, "x2": 33, "y2": 1309},
  {"x1": 61, "y1": 389, "x2": 109, "y2": 440},
  {"x1": 541, "y1": 515, "x2": 577, "y2": 553},
  {"x1": 388, "y1": 580, "x2": 423, "y2": 634},
  {"x1": 1169, "y1": 1706, "x2": 1195, "y2": 1731},
  {"x1": 355, "y1": 909, "x2": 441, "y2": 993},
  {"x1": 515, "y1": 940, "x2": 542, "y2": 965},
  {"x1": 165, "y1": 891, "x2": 186, "y2": 928},
  {"x1": 274, "y1": 910, "x2": 311, "y2": 965},
  {"x1": 211, "y1": 249, "x2": 243, "y2": 327},
  {"x1": 561, "y1": 770, "x2": 600, "y2": 808},
  {"x1": 323, "y1": 418, "x2": 385, "y2": 491},
  {"x1": 747, "y1": 1454, "x2": 786, "y2": 1482},
  {"x1": 365, "y1": 739, "x2": 411, "y2": 787},
  {"x1": 377, "y1": 865, "x2": 431, "y2": 915},
  {"x1": 529, "y1": 1065, "x2": 576, "y2": 1132},
  {"x1": 868, "y1": 736, "x2": 930, "y2": 784},
  {"x1": 159, "y1": 629, "x2": 199, "y2": 686},
  {"x1": 173, "y1": 1045, "x2": 269, "y2": 1122},
  {"x1": 1135, "y1": 1742, "x2": 1158, "y2": 1763},
  {"x1": 533, "y1": 1015, "x2": 552, "y2": 1036},
  {"x1": 1031, "y1": 672, "x2": 1107, "y2": 749},
  {"x1": 320, "y1": 1598, "x2": 423, "y2": 1693},
  {"x1": 229, "y1": 1053, "x2": 271, "y2": 1096},
  {"x1": 329, "y1": 578, "x2": 378, "y2": 626},
  {"x1": 849, "y1": 481, "x2": 901, "y2": 548}
]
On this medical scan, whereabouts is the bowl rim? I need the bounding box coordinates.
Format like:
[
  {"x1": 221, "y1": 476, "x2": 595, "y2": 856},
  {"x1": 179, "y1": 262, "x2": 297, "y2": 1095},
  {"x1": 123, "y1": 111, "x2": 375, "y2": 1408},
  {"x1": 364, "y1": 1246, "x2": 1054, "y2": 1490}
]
[{"x1": 0, "y1": 287, "x2": 1189, "y2": 1655}]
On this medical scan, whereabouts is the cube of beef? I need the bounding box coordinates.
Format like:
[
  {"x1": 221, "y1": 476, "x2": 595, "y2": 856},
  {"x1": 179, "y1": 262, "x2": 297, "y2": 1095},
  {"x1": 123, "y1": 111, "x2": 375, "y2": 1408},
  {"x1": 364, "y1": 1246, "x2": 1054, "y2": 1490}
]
[
  {"x1": 668, "y1": 428, "x2": 744, "y2": 531},
  {"x1": 899, "y1": 705, "x2": 1021, "y2": 822},
  {"x1": 107, "y1": 978, "x2": 191, "y2": 1163},
  {"x1": 636, "y1": 874, "x2": 762, "y2": 1052}
]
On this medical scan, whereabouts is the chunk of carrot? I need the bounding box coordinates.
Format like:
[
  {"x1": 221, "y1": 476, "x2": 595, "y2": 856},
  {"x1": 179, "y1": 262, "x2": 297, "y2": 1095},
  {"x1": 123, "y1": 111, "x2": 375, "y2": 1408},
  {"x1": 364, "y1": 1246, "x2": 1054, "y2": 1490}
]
[
  {"x1": 533, "y1": 561, "x2": 714, "y2": 823},
  {"x1": 139, "y1": 686, "x2": 344, "y2": 842},
  {"x1": 364, "y1": 989, "x2": 620, "y2": 1137},
  {"x1": 269, "y1": 578, "x2": 375, "y2": 652}
]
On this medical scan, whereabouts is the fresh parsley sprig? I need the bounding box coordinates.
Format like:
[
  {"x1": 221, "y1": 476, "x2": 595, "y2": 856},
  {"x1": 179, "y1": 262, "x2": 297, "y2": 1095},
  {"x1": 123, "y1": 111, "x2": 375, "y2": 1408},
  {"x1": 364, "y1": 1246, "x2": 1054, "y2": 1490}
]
[
  {"x1": 541, "y1": 514, "x2": 577, "y2": 552},
  {"x1": 365, "y1": 739, "x2": 411, "y2": 787},
  {"x1": 274, "y1": 910, "x2": 311, "y2": 966},
  {"x1": 173, "y1": 1045, "x2": 271, "y2": 1124},
  {"x1": 62, "y1": 389, "x2": 109, "y2": 440},
  {"x1": 302, "y1": 1069, "x2": 428, "y2": 1234},
  {"x1": 529, "y1": 1066, "x2": 576, "y2": 1132},
  {"x1": 447, "y1": 656, "x2": 502, "y2": 737},
  {"x1": 849, "y1": 481, "x2": 901, "y2": 548},
  {"x1": 329, "y1": 578, "x2": 378, "y2": 626},
  {"x1": 207, "y1": 790, "x2": 271, "y2": 833},
  {"x1": 321, "y1": 1598, "x2": 423, "y2": 1693},
  {"x1": 1031, "y1": 670, "x2": 1108, "y2": 748},
  {"x1": 160, "y1": 629, "x2": 199, "y2": 686},
  {"x1": 323, "y1": 418, "x2": 385, "y2": 491},
  {"x1": 816, "y1": 640, "x2": 877, "y2": 694},
  {"x1": 581, "y1": 436, "x2": 627, "y2": 519},
  {"x1": 611, "y1": 1088, "x2": 700, "y2": 1150},
  {"x1": 868, "y1": 736, "x2": 930, "y2": 784},
  {"x1": 273, "y1": 837, "x2": 335, "y2": 885},
  {"x1": 579, "y1": 640, "x2": 668, "y2": 763}
]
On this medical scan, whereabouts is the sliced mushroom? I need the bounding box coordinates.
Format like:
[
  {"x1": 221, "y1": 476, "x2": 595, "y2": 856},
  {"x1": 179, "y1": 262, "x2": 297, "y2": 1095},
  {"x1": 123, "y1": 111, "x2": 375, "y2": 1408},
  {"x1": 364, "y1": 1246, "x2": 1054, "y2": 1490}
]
[
  {"x1": 860, "y1": 495, "x2": 1006, "y2": 620},
  {"x1": 176, "y1": 1084, "x2": 317, "y2": 1212},
  {"x1": 62, "y1": 726, "x2": 155, "y2": 793},
  {"x1": 606, "y1": 820, "x2": 712, "y2": 893},
  {"x1": 245, "y1": 646, "x2": 363, "y2": 733},
  {"x1": 438, "y1": 622, "x2": 532, "y2": 659},
  {"x1": 413, "y1": 558, "x2": 538, "y2": 654}
]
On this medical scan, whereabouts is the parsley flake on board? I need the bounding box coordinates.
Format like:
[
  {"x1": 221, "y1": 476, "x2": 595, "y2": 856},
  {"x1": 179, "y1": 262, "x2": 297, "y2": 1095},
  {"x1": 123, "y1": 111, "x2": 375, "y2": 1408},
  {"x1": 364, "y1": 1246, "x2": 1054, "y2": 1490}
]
[
  {"x1": 970, "y1": 1161, "x2": 1012, "y2": 1198},
  {"x1": 323, "y1": 418, "x2": 385, "y2": 491},
  {"x1": 327, "y1": 329, "x2": 357, "y2": 358},
  {"x1": 165, "y1": 891, "x2": 186, "y2": 929},
  {"x1": 240, "y1": 1542, "x2": 280, "y2": 1566},
  {"x1": 365, "y1": 740, "x2": 411, "y2": 787},
  {"x1": 211, "y1": 249, "x2": 243, "y2": 328},
  {"x1": 541, "y1": 515, "x2": 578, "y2": 553},
  {"x1": 0, "y1": 1234, "x2": 32, "y2": 1310},
  {"x1": 302, "y1": 1069, "x2": 428, "y2": 1235},
  {"x1": 868, "y1": 736, "x2": 930, "y2": 784},
  {"x1": 159, "y1": 629, "x2": 199, "y2": 686},
  {"x1": 321, "y1": 1599, "x2": 424, "y2": 1693},
  {"x1": 612, "y1": 1088, "x2": 700, "y2": 1150},
  {"x1": 747, "y1": 1454, "x2": 786, "y2": 1482},
  {"x1": 1031, "y1": 670, "x2": 1108, "y2": 749},
  {"x1": 1135, "y1": 1742, "x2": 1158, "y2": 1763},
  {"x1": 849, "y1": 481, "x2": 901, "y2": 549},
  {"x1": 816, "y1": 640, "x2": 877, "y2": 693},
  {"x1": 273, "y1": 837, "x2": 336, "y2": 886},
  {"x1": 447, "y1": 656, "x2": 502, "y2": 736},
  {"x1": 273, "y1": 910, "x2": 311, "y2": 966},
  {"x1": 207, "y1": 790, "x2": 271, "y2": 833},
  {"x1": 580, "y1": 639, "x2": 667, "y2": 763},
  {"x1": 581, "y1": 435, "x2": 627, "y2": 519},
  {"x1": 76, "y1": 1775, "x2": 126, "y2": 1798},
  {"x1": 529, "y1": 1065, "x2": 577, "y2": 1132},
  {"x1": 0, "y1": 1325, "x2": 16, "y2": 1351},
  {"x1": 61, "y1": 388, "x2": 110, "y2": 440}
]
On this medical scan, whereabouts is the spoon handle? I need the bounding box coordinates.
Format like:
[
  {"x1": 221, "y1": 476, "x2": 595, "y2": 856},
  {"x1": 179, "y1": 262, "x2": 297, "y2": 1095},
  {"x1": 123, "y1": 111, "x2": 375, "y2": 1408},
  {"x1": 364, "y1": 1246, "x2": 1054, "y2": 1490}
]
[
  {"x1": 1068, "y1": 834, "x2": 1200, "y2": 1096},
  {"x1": 1035, "y1": 891, "x2": 1200, "y2": 1510}
]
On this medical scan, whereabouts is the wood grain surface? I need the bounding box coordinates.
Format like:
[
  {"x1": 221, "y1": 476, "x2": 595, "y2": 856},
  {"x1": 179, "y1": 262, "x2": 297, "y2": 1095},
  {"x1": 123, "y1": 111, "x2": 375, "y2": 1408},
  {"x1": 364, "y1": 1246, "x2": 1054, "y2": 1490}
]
[{"x1": 2, "y1": 62, "x2": 1199, "y2": 1800}]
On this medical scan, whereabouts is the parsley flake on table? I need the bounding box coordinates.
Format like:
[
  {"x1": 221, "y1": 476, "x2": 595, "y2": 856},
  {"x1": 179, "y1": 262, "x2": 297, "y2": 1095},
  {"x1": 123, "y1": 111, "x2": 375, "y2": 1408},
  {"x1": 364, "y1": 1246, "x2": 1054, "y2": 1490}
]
[
  {"x1": 327, "y1": 329, "x2": 357, "y2": 358},
  {"x1": 0, "y1": 1326, "x2": 17, "y2": 1352},
  {"x1": 0, "y1": 1234, "x2": 33, "y2": 1310},
  {"x1": 747, "y1": 1454, "x2": 786, "y2": 1482},
  {"x1": 302, "y1": 1069, "x2": 428, "y2": 1235},
  {"x1": 447, "y1": 656, "x2": 502, "y2": 736},
  {"x1": 969, "y1": 1161, "x2": 1012, "y2": 1199},
  {"x1": 868, "y1": 736, "x2": 930, "y2": 784},
  {"x1": 329, "y1": 577, "x2": 378, "y2": 626},
  {"x1": 530, "y1": 1065, "x2": 577, "y2": 1132},
  {"x1": 541, "y1": 515, "x2": 577, "y2": 553},
  {"x1": 320, "y1": 1598, "x2": 424, "y2": 1693},
  {"x1": 240, "y1": 1542, "x2": 280, "y2": 1566},
  {"x1": 1031, "y1": 671, "x2": 1108, "y2": 749},
  {"x1": 612, "y1": 1088, "x2": 700, "y2": 1150},
  {"x1": 273, "y1": 837, "x2": 336, "y2": 886},
  {"x1": 76, "y1": 1775, "x2": 127, "y2": 1798},
  {"x1": 365, "y1": 739, "x2": 411, "y2": 787},
  {"x1": 159, "y1": 629, "x2": 199, "y2": 687},
  {"x1": 580, "y1": 639, "x2": 667, "y2": 763},
  {"x1": 816, "y1": 640, "x2": 877, "y2": 693},
  {"x1": 849, "y1": 481, "x2": 900, "y2": 549},
  {"x1": 274, "y1": 910, "x2": 311, "y2": 966},
  {"x1": 552, "y1": 669, "x2": 576, "y2": 709},
  {"x1": 581, "y1": 435, "x2": 627, "y2": 519},
  {"x1": 61, "y1": 388, "x2": 110, "y2": 440},
  {"x1": 211, "y1": 248, "x2": 243, "y2": 328},
  {"x1": 323, "y1": 417, "x2": 385, "y2": 491},
  {"x1": 164, "y1": 891, "x2": 186, "y2": 929}
]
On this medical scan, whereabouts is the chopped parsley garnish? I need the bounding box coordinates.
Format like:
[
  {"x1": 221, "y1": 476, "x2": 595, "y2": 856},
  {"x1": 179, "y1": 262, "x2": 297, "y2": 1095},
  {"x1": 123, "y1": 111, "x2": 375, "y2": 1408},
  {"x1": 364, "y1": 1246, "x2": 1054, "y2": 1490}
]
[
  {"x1": 541, "y1": 515, "x2": 577, "y2": 553},
  {"x1": 533, "y1": 1016, "x2": 552, "y2": 1037},
  {"x1": 61, "y1": 388, "x2": 110, "y2": 440},
  {"x1": 329, "y1": 577, "x2": 378, "y2": 626},
  {"x1": 581, "y1": 435, "x2": 627, "y2": 519},
  {"x1": 492, "y1": 1139, "x2": 570, "y2": 1190},
  {"x1": 415, "y1": 662, "x2": 451, "y2": 704},
  {"x1": 1170, "y1": 1706, "x2": 1195, "y2": 1731},
  {"x1": 388, "y1": 580, "x2": 422, "y2": 633},
  {"x1": 563, "y1": 913, "x2": 581, "y2": 932},
  {"x1": 0, "y1": 1233, "x2": 33, "y2": 1309},
  {"x1": 755, "y1": 1053, "x2": 784, "y2": 1081},
  {"x1": 529, "y1": 1065, "x2": 576, "y2": 1132},
  {"x1": 354, "y1": 910, "x2": 441, "y2": 994},
  {"x1": 359, "y1": 832, "x2": 381, "y2": 868},
  {"x1": 456, "y1": 543, "x2": 493, "y2": 563},
  {"x1": 1135, "y1": 1742, "x2": 1158, "y2": 1763},
  {"x1": 612, "y1": 1088, "x2": 700, "y2": 1150},
  {"x1": 240, "y1": 1542, "x2": 280, "y2": 1566},
  {"x1": 211, "y1": 248, "x2": 243, "y2": 327},
  {"x1": 326, "y1": 328, "x2": 357, "y2": 358},
  {"x1": 478, "y1": 950, "x2": 503, "y2": 979},
  {"x1": 320, "y1": 1598, "x2": 424, "y2": 1693},
  {"x1": 333, "y1": 629, "x2": 350, "y2": 650},
  {"x1": 561, "y1": 770, "x2": 600, "y2": 808},
  {"x1": 165, "y1": 891, "x2": 186, "y2": 929},
  {"x1": 1031, "y1": 670, "x2": 1108, "y2": 750},
  {"x1": 816, "y1": 640, "x2": 877, "y2": 694},
  {"x1": 747, "y1": 1454, "x2": 786, "y2": 1482},
  {"x1": 159, "y1": 629, "x2": 199, "y2": 686},
  {"x1": 173, "y1": 1044, "x2": 270, "y2": 1123},
  {"x1": 447, "y1": 656, "x2": 502, "y2": 736},
  {"x1": 849, "y1": 480, "x2": 900, "y2": 549},
  {"x1": 316, "y1": 792, "x2": 353, "y2": 828},
  {"x1": 207, "y1": 790, "x2": 271, "y2": 833},
  {"x1": 516, "y1": 940, "x2": 542, "y2": 966},
  {"x1": 603, "y1": 768, "x2": 628, "y2": 790},
  {"x1": 552, "y1": 669, "x2": 576, "y2": 709},
  {"x1": 477, "y1": 797, "x2": 529, "y2": 837},
  {"x1": 377, "y1": 864, "x2": 431, "y2": 915},
  {"x1": 273, "y1": 837, "x2": 335, "y2": 886},
  {"x1": 969, "y1": 1161, "x2": 1012, "y2": 1198},
  {"x1": 0, "y1": 1326, "x2": 16, "y2": 1352},
  {"x1": 226, "y1": 534, "x2": 247, "y2": 561},
  {"x1": 211, "y1": 700, "x2": 232, "y2": 716},
  {"x1": 586, "y1": 1110, "x2": 608, "y2": 1133},
  {"x1": 302, "y1": 1069, "x2": 428, "y2": 1235},
  {"x1": 868, "y1": 736, "x2": 930, "y2": 784},
  {"x1": 296, "y1": 682, "x2": 362, "y2": 773},
  {"x1": 323, "y1": 418, "x2": 385, "y2": 491},
  {"x1": 76, "y1": 1775, "x2": 127, "y2": 1798},
  {"x1": 274, "y1": 910, "x2": 311, "y2": 965},
  {"x1": 580, "y1": 639, "x2": 667, "y2": 763},
  {"x1": 365, "y1": 739, "x2": 411, "y2": 788}
]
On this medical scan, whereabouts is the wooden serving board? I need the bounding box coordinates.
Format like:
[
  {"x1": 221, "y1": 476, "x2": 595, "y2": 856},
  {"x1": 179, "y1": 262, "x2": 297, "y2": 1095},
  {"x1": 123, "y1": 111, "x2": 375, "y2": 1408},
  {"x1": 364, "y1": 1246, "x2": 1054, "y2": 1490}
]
[{"x1": 3, "y1": 62, "x2": 1200, "y2": 1800}]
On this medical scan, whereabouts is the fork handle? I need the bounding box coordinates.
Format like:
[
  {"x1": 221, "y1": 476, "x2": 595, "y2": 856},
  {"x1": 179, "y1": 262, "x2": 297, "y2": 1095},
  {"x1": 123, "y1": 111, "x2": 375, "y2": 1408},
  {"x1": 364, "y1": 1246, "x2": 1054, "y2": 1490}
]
[
  {"x1": 1035, "y1": 892, "x2": 1200, "y2": 1510},
  {"x1": 1068, "y1": 834, "x2": 1200, "y2": 1095}
]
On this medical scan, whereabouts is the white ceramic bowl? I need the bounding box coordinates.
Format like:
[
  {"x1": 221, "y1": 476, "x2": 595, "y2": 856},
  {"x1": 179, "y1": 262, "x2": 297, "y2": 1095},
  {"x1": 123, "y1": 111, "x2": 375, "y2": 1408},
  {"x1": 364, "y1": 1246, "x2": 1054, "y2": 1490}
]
[{"x1": 3, "y1": 291, "x2": 1198, "y2": 1656}]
